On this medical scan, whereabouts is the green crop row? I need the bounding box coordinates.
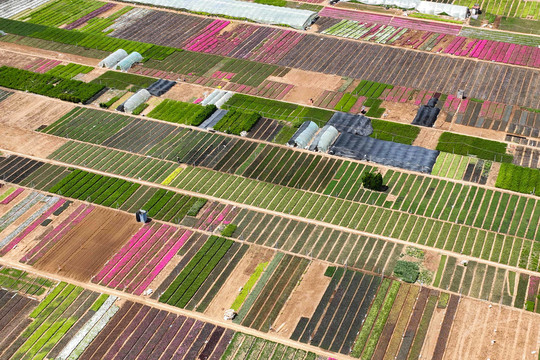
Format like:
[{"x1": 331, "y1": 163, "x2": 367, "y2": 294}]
[
  {"x1": 495, "y1": 163, "x2": 540, "y2": 195},
  {"x1": 131, "y1": 103, "x2": 148, "y2": 115},
  {"x1": 334, "y1": 93, "x2": 359, "y2": 112},
  {"x1": 160, "y1": 236, "x2": 233, "y2": 308},
  {"x1": 231, "y1": 262, "x2": 268, "y2": 311},
  {"x1": 370, "y1": 119, "x2": 420, "y2": 145},
  {"x1": 436, "y1": 132, "x2": 513, "y2": 163},
  {"x1": 148, "y1": 99, "x2": 216, "y2": 126},
  {"x1": 213, "y1": 109, "x2": 261, "y2": 135},
  {"x1": 223, "y1": 94, "x2": 333, "y2": 127},
  {"x1": 90, "y1": 70, "x2": 155, "y2": 91},
  {"x1": 353, "y1": 80, "x2": 393, "y2": 98},
  {"x1": 23, "y1": 0, "x2": 103, "y2": 27},
  {"x1": 0, "y1": 66, "x2": 104, "y2": 103},
  {"x1": 46, "y1": 63, "x2": 93, "y2": 79}
]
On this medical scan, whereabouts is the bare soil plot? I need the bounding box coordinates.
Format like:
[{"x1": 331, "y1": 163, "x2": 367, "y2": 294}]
[
  {"x1": 0, "y1": 41, "x2": 100, "y2": 67},
  {"x1": 413, "y1": 127, "x2": 442, "y2": 150},
  {"x1": 205, "y1": 245, "x2": 274, "y2": 318},
  {"x1": 163, "y1": 82, "x2": 213, "y2": 102},
  {"x1": 33, "y1": 207, "x2": 140, "y2": 281},
  {"x1": 0, "y1": 93, "x2": 75, "y2": 130},
  {"x1": 272, "y1": 261, "x2": 331, "y2": 337},
  {"x1": 0, "y1": 49, "x2": 41, "y2": 69},
  {"x1": 444, "y1": 297, "x2": 540, "y2": 360},
  {"x1": 0, "y1": 124, "x2": 67, "y2": 159},
  {"x1": 380, "y1": 101, "x2": 418, "y2": 123}
]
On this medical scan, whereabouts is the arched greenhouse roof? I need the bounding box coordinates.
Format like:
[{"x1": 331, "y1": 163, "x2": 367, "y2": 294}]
[
  {"x1": 122, "y1": 0, "x2": 318, "y2": 29},
  {"x1": 309, "y1": 125, "x2": 339, "y2": 153},
  {"x1": 288, "y1": 121, "x2": 318, "y2": 148},
  {"x1": 116, "y1": 51, "x2": 143, "y2": 72},
  {"x1": 123, "y1": 89, "x2": 151, "y2": 113},
  {"x1": 98, "y1": 49, "x2": 128, "y2": 69}
]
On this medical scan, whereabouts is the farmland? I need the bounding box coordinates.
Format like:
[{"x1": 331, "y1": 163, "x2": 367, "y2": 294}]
[{"x1": 0, "y1": 0, "x2": 539, "y2": 358}]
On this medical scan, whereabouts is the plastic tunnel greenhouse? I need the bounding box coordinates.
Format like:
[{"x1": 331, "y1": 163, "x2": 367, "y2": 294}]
[
  {"x1": 341, "y1": 0, "x2": 468, "y2": 19},
  {"x1": 121, "y1": 89, "x2": 151, "y2": 113},
  {"x1": 98, "y1": 49, "x2": 128, "y2": 69},
  {"x1": 288, "y1": 121, "x2": 319, "y2": 148},
  {"x1": 309, "y1": 125, "x2": 339, "y2": 152},
  {"x1": 122, "y1": 0, "x2": 319, "y2": 29},
  {"x1": 115, "y1": 51, "x2": 143, "y2": 71}
]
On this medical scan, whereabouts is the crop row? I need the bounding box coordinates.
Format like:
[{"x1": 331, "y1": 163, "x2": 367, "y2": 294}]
[
  {"x1": 159, "y1": 236, "x2": 234, "y2": 308},
  {"x1": 46, "y1": 63, "x2": 93, "y2": 79},
  {"x1": 0, "y1": 267, "x2": 55, "y2": 296},
  {"x1": 213, "y1": 109, "x2": 261, "y2": 135},
  {"x1": 495, "y1": 162, "x2": 540, "y2": 194},
  {"x1": 0, "y1": 66, "x2": 104, "y2": 103},
  {"x1": 431, "y1": 152, "x2": 491, "y2": 185},
  {"x1": 90, "y1": 70, "x2": 155, "y2": 91},
  {"x1": 147, "y1": 99, "x2": 216, "y2": 126},
  {"x1": 24, "y1": 0, "x2": 103, "y2": 27},
  {"x1": 436, "y1": 132, "x2": 513, "y2": 163},
  {"x1": 0, "y1": 155, "x2": 48, "y2": 187}
]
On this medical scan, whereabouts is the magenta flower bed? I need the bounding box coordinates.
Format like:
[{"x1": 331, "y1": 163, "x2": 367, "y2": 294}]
[
  {"x1": 133, "y1": 230, "x2": 193, "y2": 295},
  {"x1": 527, "y1": 276, "x2": 539, "y2": 302},
  {"x1": 0, "y1": 187, "x2": 24, "y2": 205},
  {"x1": 22, "y1": 204, "x2": 94, "y2": 265},
  {"x1": 65, "y1": 3, "x2": 115, "y2": 30},
  {"x1": 0, "y1": 198, "x2": 65, "y2": 255}
]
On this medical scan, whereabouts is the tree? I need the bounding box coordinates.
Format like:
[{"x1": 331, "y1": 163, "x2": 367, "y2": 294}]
[{"x1": 362, "y1": 171, "x2": 384, "y2": 191}]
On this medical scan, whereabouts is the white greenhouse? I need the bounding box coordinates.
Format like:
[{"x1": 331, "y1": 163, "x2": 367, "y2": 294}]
[
  {"x1": 98, "y1": 49, "x2": 128, "y2": 69},
  {"x1": 288, "y1": 121, "x2": 319, "y2": 148},
  {"x1": 309, "y1": 125, "x2": 339, "y2": 153},
  {"x1": 115, "y1": 51, "x2": 143, "y2": 72},
  {"x1": 123, "y1": 0, "x2": 318, "y2": 29},
  {"x1": 123, "y1": 89, "x2": 151, "y2": 113},
  {"x1": 201, "y1": 89, "x2": 234, "y2": 108},
  {"x1": 416, "y1": 2, "x2": 468, "y2": 20}
]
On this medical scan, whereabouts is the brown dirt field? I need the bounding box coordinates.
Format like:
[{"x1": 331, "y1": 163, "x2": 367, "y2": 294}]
[
  {"x1": 3, "y1": 199, "x2": 80, "y2": 261},
  {"x1": 33, "y1": 207, "x2": 141, "y2": 281},
  {"x1": 94, "y1": 88, "x2": 126, "y2": 106},
  {"x1": 0, "y1": 92, "x2": 75, "y2": 130},
  {"x1": 163, "y1": 83, "x2": 211, "y2": 103},
  {"x1": 0, "y1": 198, "x2": 44, "y2": 237},
  {"x1": 420, "y1": 306, "x2": 447, "y2": 359},
  {"x1": 0, "y1": 42, "x2": 99, "y2": 67},
  {"x1": 270, "y1": 68, "x2": 343, "y2": 90},
  {"x1": 0, "y1": 125, "x2": 66, "y2": 159},
  {"x1": 271, "y1": 261, "x2": 331, "y2": 337},
  {"x1": 486, "y1": 162, "x2": 500, "y2": 187},
  {"x1": 283, "y1": 86, "x2": 324, "y2": 106},
  {"x1": 444, "y1": 297, "x2": 540, "y2": 360},
  {"x1": 380, "y1": 101, "x2": 417, "y2": 123},
  {"x1": 413, "y1": 127, "x2": 442, "y2": 149},
  {"x1": 448, "y1": 123, "x2": 507, "y2": 142},
  {"x1": 142, "y1": 97, "x2": 164, "y2": 115},
  {"x1": 79, "y1": 67, "x2": 108, "y2": 82},
  {"x1": 0, "y1": 49, "x2": 42, "y2": 69},
  {"x1": 423, "y1": 250, "x2": 441, "y2": 272},
  {"x1": 205, "y1": 246, "x2": 275, "y2": 319}
]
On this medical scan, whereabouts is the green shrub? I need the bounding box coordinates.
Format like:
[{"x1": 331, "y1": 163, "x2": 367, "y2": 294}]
[
  {"x1": 362, "y1": 172, "x2": 384, "y2": 191},
  {"x1": 436, "y1": 132, "x2": 512, "y2": 162},
  {"x1": 393, "y1": 260, "x2": 420, "y2": 283},
  {"x1": 221, "y1": 224, "x2": 238, "y2": 237},
  {"x1": 525, "y1": 300, "x2": 535, "y2": 311}
]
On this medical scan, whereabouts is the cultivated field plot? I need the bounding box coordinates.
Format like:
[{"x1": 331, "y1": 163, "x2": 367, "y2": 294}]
[
  {"x1": 293, "y1": 267, "x2": 459, "y2": 359},
  {"x1": 431, "y1": 152, "x2": 491, "y2": 184},
  {"x1": 0, "y1": 155, "x2": 47, "y2": 184},
  {"x1": 318, "y1": 8, "x2": 539, "y2": 69},
  {"x1": 511, "y1": 145, "x2": 539, "y2": 168},
  {"x1": 104, "y1": 8, "x2": 540, "y2": 109},
  {"x1": 0, "y1": 281, "x2": 117, "y2": 360},
  {"x1": 0, "y1": 266, "x2": 55, "y2": 296},
  {"x1": 453, "y1": 0, "x2": 540, "y2": 19},
  {"x1": 507, "y1": 108, "x2": 540, "y2": 138}
]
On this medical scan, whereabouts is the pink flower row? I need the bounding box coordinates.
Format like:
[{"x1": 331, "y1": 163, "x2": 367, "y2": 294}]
[
  {"x1": 0, "y1": 187, "x2": 23, "y2": 205},
  {"x1": 21, "y1": 204, "x2": 94, "y2": 265},
  {"x1": 0, "y1": 198, "x2": 65, "y2": 255}
]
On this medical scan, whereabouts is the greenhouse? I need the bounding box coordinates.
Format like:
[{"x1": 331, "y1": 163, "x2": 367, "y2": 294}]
[
  {"x1": 329, "y1": 132, "x2": 439, "y2": 172},
  {"x1": 309, "y1": 125, "x2": 339, "y2": 153},
  {"x1": 202, "y1": 90, "x2": 234, "y2": 108},
  {"x1": 115, "y1": 51, "x2": 143, "y2": 72},
  {"x1": 122, "y1": 0, "x2": 319, "y2": 29},
  {"x1": 328, "y1": 112, "x2": 373, "y2": 136},
  {"x1": 147, "y1": 79, "x2": 176, "y2": 96},
  {"x1": 288, "y1": 121, "x2": 319, "y2": 148},
  {"x1": 416, "y1": 2, "x2": 468, "y2": 20},
  {"x1": 342, "y1": 0, "x2": 420, "y2": 9},
  {"x1": 121, "y1": 89, "x2": 151, "y2": 113},
  {"x1": 98, "y1": 49, "x2": 128, "y2": 69}
]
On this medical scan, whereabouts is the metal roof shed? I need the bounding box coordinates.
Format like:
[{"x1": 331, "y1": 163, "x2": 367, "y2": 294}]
[
  {"x1": 123, "y1": 89, "x2": 151, "y2": 113},
  {"x1": 122, "y1": 0, "x2": 318, "y2": 29},
  {"x1": 98, "y1": 49, "x2": 128, "y2": 69},
  {"x1": 116, "y1": 51, "x2": 143, "y2": 72}
]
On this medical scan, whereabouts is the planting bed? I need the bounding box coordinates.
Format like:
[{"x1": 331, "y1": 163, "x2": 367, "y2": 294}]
[
  {"x1": 222, "y1": 332, "x2": 321, "y2": 359},
  {"x1": 431, "y1": 152, "x2": 491, "y2": 184},
  {"x1": 510, "y1": 146, "x2": 540, "y2": 169},
  {"x1": 436, "y1": 132, "x2": 513, "y2": 163},
  {"x1": 496, "y1": 162, "x2": 540, "y2": 194},
  {"x1": 0, "y1": 266, "x2": 55, "y2": 296}
]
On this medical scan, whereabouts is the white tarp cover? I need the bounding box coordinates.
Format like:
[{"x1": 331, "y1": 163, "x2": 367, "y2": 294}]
[
  {"x1": 202, "y1": 89, "x2": 234, "y2": 108},
  {"x1": 123, "y1": 89, "x2": 151, "y2": 112},
  {"x1": 116, "y1": 51, "x2": 143, "y2": 71},
  {"x1": 98, "y1": 49, "x2": 128, "y2": 69},
  {"x1": 416, "y1": 1, "x2": 468, "y2": 20},
  {"x1": 341, "y1": 0, "x2": 420, "y2": 9},
  {"x1": 123, "y1": 0, "x2": 318, "y2": 29}
]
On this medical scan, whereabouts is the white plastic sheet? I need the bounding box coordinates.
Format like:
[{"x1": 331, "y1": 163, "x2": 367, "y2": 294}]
[
  {"x1": 416, "y1": 1, "x2": 468, "y2": 20},
  {"x1": 98, "y1": 49, "x2": 128, "y2": 69},
  {"x1": 116, "y1": 51, "x2": 142, "y2": 71},
  {"x1": 123, "y1": 89, "x2": 151, "y2": 112},
  {"x1": 123, "y1": 0, "x2": 318, "y2": 29}
]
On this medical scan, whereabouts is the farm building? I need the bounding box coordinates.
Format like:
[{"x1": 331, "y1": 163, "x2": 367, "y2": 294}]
[
  {"x1": 120, "y1": 89, "x2": 151, "y2": 113},
  {"x1": 98, "y1": 49, "x2": 128, "y2": 69},
  {"x1": 288, "y1": 121, "x2": 318, "y2": 148},
  {"x1": 309, "y1": 125, "x2": 339, "y2": 152},
  {"x1": 146, "y1": 79, "x2": 176, "y2": 96},
  {"x1": 328, "y1": 112, "x2": 373, "y2": 136},
  {"x1": 329, "y1": 132, "x2": 439, "y2": 172},
  {"x1": 121, "y1": 0, "x2": 318, "y2": 29},
  {"x1": 116, "y1": 51, "x2": 143, "y2": 71}
]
